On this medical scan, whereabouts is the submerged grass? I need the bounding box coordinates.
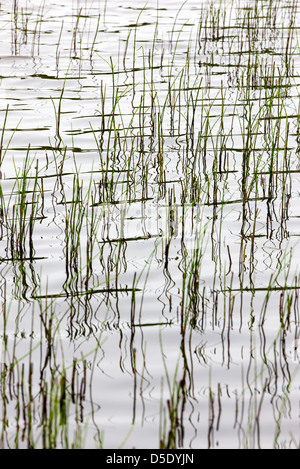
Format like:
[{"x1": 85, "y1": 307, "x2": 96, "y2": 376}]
[{"x1": 0, "y1": 0, "x2": 300, "y2": 449}]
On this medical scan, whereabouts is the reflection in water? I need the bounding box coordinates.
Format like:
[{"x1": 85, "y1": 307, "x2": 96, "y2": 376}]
[{"x1": 0, "y1": 0, "x2": 299, "y2": 449}]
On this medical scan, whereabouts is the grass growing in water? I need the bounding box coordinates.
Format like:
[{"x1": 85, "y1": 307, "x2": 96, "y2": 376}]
[{"x1": 0, "y1": 0, "x2": 300, "y2": 449}]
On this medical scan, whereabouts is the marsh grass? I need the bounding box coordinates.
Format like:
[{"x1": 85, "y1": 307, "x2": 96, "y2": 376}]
[{"x1": 0, "y1": 0, "x2": 300, "y2": 449}]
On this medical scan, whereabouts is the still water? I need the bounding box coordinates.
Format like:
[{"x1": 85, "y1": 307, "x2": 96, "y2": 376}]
[{"x1": 0, "y1": 0, "x2": 299, "y2": 448}]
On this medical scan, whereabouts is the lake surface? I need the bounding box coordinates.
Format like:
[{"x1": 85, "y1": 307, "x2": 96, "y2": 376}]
[{"x1": 0, "y1": 0, "x2": 299, "y2": 449}]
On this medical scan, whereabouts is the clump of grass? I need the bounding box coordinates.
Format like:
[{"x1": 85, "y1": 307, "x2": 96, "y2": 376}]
[{"x1": 1, "y1": 0, "x2": 300, "y2": 450}]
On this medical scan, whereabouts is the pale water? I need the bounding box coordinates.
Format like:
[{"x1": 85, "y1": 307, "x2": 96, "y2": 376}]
[{"x1": 0, "y1": 0, "x2": 299, "y2": 449}]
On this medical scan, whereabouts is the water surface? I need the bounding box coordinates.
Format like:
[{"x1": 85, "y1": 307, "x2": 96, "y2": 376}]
[{"x1": 0, "y1": 0, "x2": 299, "y2": 449}]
